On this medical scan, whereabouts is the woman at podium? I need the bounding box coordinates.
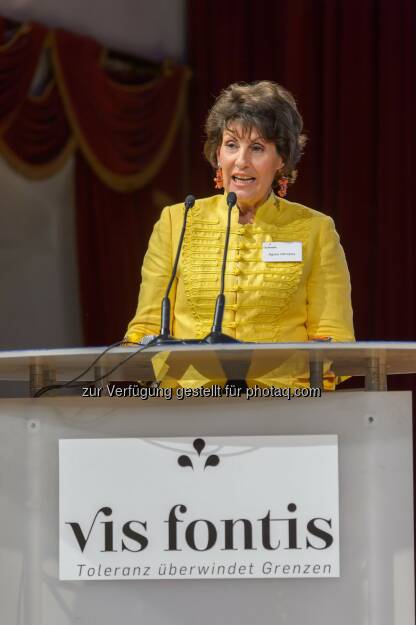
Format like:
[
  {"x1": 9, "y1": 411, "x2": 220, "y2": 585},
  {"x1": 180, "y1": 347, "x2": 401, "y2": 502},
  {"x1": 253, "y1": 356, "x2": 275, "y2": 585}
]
[{"x1": 125, "y1": 81, "x2": 354, "y2": 389}]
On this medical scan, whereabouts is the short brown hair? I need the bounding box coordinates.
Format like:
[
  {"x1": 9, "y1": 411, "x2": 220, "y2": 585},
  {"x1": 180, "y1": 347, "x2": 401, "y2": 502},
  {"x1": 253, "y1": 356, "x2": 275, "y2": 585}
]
[{"x1": 204, "y1": 81, "x2": 306, "y2": 186}]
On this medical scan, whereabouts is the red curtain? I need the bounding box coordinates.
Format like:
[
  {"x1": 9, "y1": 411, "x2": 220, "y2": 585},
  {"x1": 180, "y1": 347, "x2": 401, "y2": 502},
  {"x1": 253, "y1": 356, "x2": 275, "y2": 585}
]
[
  {"x1": 75, "y1": 130, "x2": 186, "y2": 345},
  {"x1": 188, "y1": 0, "x2": 416, "y2": 345},
  {"x1": 51, "y1": 29, "x2": 190, "y2": 344}
]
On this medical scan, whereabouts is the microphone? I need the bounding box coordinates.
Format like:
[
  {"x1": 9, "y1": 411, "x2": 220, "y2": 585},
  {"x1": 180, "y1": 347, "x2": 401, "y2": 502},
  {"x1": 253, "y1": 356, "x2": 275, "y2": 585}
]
[
  {"x1": 202, "y1": 191, "x2": 241, "y2": 344},
  {"x1": 154, "y1": 194, "x2": 195, "y2": 345}
]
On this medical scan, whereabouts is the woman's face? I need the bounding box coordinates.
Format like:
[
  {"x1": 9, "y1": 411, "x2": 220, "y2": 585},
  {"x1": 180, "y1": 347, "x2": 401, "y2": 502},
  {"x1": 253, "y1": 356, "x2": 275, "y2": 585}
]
[{"x1": 217, "y1": 121, "x2": 284, "y2": 211}]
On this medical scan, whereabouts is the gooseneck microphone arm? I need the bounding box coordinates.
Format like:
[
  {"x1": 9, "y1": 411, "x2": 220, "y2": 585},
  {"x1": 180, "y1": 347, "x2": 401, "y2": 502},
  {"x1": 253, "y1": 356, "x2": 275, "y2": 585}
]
[
  {"x1": 158, "y1": 194, "x2": 195, "y2": 341},
  {"x1": 211, "y1": 191, "x2": 236, "y2": 333},
  {"x1": 203, "y1": 191, "x2": 241, "y2": 344}
]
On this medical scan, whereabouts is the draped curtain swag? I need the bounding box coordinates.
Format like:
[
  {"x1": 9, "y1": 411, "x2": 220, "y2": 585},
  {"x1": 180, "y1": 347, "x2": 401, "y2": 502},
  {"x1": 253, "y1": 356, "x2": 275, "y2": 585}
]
[
  {"x1": 0, "y1": 17, "x2": 190, "y2": 345},
  {"x1": 0, "y1": 18, "x2": 190, "y2": 190}
]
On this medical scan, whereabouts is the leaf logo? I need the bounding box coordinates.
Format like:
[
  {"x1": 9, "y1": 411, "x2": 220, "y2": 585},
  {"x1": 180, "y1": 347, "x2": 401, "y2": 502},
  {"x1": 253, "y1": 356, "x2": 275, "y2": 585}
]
[{"x1": 177, "y1": 438, "x2": 220, "y2": 471}]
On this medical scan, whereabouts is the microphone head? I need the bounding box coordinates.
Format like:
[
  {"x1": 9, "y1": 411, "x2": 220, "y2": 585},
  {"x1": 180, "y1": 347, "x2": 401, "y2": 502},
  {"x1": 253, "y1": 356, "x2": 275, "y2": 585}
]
[
  {"x1": 226, "y1": 191, "x2": 237, "y2": 208},
  {"x1": 184, "y1": 194, "x2": 196, "y2": 209}
]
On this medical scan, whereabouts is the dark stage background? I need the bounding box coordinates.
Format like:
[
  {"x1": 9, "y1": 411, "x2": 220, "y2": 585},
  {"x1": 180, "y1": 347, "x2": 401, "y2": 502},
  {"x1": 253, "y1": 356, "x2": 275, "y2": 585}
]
[
  {"x1": 188, "y1": 0, "x2": 415, "y2": 345},
  {"x1": 186, "y1": 0, "x2": 416, "y2": 396}
]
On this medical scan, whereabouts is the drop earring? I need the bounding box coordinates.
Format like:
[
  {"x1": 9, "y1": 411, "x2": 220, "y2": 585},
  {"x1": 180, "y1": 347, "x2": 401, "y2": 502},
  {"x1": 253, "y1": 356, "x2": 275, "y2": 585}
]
[
  {"x1": 214, "y1": 166, "x2": 223, "y2": 189},
  {"x1": 277, "y1": 176, "x2": 288, "y2": 198}
]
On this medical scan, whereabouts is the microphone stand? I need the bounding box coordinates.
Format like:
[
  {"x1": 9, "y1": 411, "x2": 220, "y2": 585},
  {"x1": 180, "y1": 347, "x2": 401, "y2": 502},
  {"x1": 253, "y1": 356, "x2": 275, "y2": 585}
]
[
  {"x1": 202, "y1": 192, "x2": 241, "y2": 345},
  {"x1": 153, "y1": 194, "x2": 197, "y2": 346}
]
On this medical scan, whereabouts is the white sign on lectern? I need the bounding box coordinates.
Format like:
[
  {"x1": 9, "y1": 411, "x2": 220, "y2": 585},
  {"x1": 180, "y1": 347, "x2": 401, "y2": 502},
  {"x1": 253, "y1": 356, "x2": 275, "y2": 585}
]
[{"x1": 59, "y1": 435, "x2": 339, "y2": 580}]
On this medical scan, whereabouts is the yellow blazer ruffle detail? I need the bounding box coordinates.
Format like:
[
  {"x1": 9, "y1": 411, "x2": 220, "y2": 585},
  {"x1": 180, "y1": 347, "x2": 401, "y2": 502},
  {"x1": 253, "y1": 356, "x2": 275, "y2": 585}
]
[
  {"x1": 180, "y1": 195, "x2": 313, "y2": 342},
  {"x1": 126, "y1": 192, "x2": 355, "y2": 387}
]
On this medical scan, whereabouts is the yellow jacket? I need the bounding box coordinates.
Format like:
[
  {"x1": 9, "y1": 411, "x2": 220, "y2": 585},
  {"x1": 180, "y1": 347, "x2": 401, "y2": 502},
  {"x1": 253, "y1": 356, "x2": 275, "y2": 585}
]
[{"x1": 125, "y1": 192, "x2": 354, "y2": 387}]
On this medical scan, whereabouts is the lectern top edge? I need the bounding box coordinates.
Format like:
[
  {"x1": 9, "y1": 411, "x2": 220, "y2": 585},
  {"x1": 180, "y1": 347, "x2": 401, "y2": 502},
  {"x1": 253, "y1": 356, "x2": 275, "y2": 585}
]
[
  {"x1": 1, "y1": 342, "x2": 416, "y2": 396},
  {"x1": 1, "y1": 340, "x2": 416, "y2": 361}
]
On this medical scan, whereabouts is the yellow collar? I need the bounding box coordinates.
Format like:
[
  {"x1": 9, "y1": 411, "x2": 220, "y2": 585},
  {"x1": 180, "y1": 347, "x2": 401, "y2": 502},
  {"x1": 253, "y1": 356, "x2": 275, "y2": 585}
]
[{"x1": 225, "y1": 191, "x2": 281, "y2": 226}]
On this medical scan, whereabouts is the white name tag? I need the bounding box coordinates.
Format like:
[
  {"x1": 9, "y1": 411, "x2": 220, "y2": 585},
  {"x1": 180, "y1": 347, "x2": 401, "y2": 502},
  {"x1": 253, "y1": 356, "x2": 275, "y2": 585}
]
[{"x1": 262, "y1": 241, "x2": 302, "y2": 262}]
